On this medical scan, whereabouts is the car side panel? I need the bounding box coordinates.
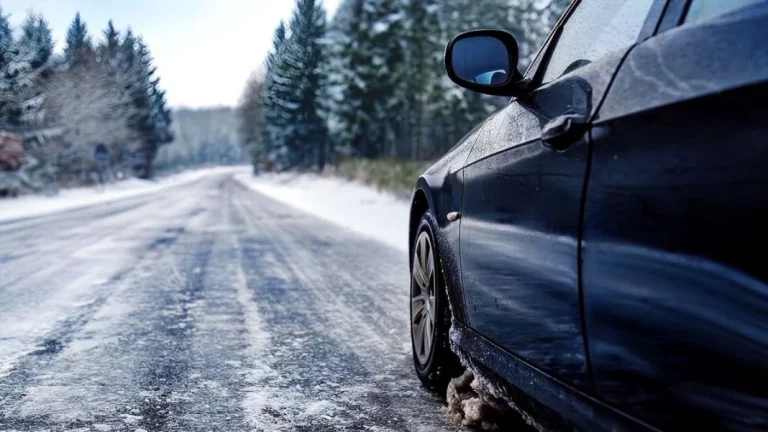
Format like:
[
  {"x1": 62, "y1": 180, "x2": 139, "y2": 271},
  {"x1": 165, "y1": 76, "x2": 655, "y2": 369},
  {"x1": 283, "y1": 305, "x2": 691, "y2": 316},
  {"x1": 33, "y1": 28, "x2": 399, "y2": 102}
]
[
  {"x1": 461, "y1": 131, "x2": 591, "y2": 389},
  {"x1": 584, "y1": 5, "x2": 768, "y2": 429},
  {"x1": 414, "y1": 120, "x2": 486, "y2": 325},
  {"x1": 458, "y1": 50, "x2": 629, "y2": 393}
]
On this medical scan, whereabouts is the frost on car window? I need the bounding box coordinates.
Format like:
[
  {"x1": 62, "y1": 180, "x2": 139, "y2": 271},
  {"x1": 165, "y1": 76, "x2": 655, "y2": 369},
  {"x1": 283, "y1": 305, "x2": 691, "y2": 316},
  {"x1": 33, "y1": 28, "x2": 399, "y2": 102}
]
[{"x1": 541, "y1": 0, "x2": 655, "y2": 84}]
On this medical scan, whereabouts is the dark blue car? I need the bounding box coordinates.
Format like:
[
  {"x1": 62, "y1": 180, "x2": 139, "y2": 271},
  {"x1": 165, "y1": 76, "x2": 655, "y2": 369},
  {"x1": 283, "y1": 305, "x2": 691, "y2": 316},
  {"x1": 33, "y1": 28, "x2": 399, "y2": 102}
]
[{"x1": 408, "y1": 1, "x2": 768, "y2": 430}]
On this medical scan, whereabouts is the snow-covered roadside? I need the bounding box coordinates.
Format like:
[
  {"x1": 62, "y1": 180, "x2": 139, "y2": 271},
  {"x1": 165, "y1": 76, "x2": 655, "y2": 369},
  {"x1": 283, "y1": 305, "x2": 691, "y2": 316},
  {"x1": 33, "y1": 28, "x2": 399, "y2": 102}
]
[
  {"x1": 0, "y1": 166, "x2": 248, "y2": 223},
  {"x1": 234, "y1": 172, "x2": 410, "y2": 252}
]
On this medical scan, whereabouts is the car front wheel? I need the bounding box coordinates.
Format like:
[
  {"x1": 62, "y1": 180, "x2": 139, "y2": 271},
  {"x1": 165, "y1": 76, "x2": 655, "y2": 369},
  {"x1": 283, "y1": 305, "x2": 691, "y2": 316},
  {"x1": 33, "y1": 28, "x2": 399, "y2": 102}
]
[{"x1": 411, "y1": 213, "x2": 460, "y2": 391}]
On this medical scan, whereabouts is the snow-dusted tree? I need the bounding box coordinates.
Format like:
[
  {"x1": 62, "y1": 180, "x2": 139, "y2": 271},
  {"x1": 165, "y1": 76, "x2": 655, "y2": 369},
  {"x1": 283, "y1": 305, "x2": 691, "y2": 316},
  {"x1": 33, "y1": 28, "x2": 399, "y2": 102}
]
[
  {"x1": 120, "y1": 29, "x2": 137, "y2": 68},
  {"x1": 64, "y1": 13, "x2": 93, "y2": 67},
  {"x1": 400, "y1": 0, "x2": 444, "y2": 160},
  {"x1": 19, "y1": 13, "x2": 54, "y2": 118},
  {"x1": 99, "y1": 20, "x2": 122, "y2": 67},
  {"x1": 150, "y1": 77, "x2": 173, "y2": 147},
  {"x1": 0, "y1": 11, "x2": 174, "y2": 190},
  {"x1": 28, "y1": 14, "x2": 133, "y2": 184},
  {"x1": 238, "y1": 72, "x2": 266, "y2": 172},
  {"x1": 0, "y1": 11, "x2": 56, "y2": 193},
  {"x1": 0, "y1": 9, "x2": 39, "y2": 129},
  {"x1": 39, "y1": 62, "x2": 137, "y2": 185},
  {"x1": 510, "y1": 0, "x2": 571, "y2": 67},
  {"x1": 251, "y1": 0, "x2": 569, "y2": 167},
  {"x1": 260, "y1": 21, "x2": 287, "y2": 165},
  {"x1": 118, "y1": 34, "x2": 170, "y2": 179},
  {"x1": 262, "y1": 0, "x2": 327, "y2": 169},
  {"x1": 132, "y1": 40, "x2": 157, "y2": 179},
  {"x1": 361, "y1": 0, "x2": 407, "y2": 159},
  {"x1": 0, "y1": 8, "x2": 11, "y2": 58},
  {"x1": 90, "y1": 21, "x2": 143, "y2": 175},
  {"x1": 19, "y1": 12, "x2": 54, "y2": 71},
  {"x1": 326, "y1": 0, "x2": 408, "y2": 159},
  {"x1": 321, "y1": 0, "x2": 571, "y2": 162},
  {"x1": 0, "y1": 8, "x2": 20, "y2": 128},
  {"x1": 1, "y1": 11, "x2": 52, "y2": 128},
  {"x1": 322, "y1": 2, "x2": 351, "y2": 157},
  {"x1": 285, "y1": 0, "x2": 328, "y2": 169}
]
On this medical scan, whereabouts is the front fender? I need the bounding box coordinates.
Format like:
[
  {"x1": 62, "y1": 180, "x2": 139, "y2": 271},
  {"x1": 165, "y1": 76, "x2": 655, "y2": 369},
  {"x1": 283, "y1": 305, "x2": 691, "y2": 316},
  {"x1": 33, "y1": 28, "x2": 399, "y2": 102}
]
[
  {"x1": 408, "y1": 113, "x2": 490, "y2": 326},
  {"x1": 411, "y1": 170, "x2": 469, "y2": 325}
]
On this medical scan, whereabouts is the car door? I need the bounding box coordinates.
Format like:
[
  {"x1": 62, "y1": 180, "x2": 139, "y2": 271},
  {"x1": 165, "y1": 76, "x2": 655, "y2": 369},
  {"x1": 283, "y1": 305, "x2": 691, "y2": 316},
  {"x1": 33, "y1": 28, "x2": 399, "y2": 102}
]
[
  {"x1": 459, "y1": 0, "x2": 659, "y2": 392},
  {"x1": 582, "y1": 1, "x2": 768, "y2": 430}
]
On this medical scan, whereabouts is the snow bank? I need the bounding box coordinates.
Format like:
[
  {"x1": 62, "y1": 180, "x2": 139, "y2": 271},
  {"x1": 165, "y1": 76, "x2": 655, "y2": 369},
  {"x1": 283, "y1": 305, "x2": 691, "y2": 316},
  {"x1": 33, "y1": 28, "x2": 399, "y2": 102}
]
[
  {"x1": 0, "y1": 166, "x2": 246, "y2": 223},
  {"x1": 235, "y1": 172, "x2": 410, "y2": 252}
]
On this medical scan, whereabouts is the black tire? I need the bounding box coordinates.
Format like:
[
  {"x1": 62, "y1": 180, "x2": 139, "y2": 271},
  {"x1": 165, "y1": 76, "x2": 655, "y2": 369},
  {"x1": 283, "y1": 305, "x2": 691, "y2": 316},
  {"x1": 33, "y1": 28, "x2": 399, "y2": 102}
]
[{"x1": 411, "y1": 212, "x2": 462, "y2": 392}]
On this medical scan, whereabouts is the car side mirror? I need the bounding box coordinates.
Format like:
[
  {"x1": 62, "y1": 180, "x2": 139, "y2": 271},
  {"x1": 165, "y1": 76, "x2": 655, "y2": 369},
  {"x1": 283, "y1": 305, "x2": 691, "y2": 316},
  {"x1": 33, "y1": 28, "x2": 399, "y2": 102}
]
[{"x1": 445, "y1": 30, "x2": 525, "y2": 97}]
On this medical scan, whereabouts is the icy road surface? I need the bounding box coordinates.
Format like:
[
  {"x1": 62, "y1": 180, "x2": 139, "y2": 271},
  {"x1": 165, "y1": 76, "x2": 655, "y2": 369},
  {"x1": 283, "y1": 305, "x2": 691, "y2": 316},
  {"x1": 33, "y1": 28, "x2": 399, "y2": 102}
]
[{"x1": 0, "y1": 172, "x2": 459, "y2": 431}]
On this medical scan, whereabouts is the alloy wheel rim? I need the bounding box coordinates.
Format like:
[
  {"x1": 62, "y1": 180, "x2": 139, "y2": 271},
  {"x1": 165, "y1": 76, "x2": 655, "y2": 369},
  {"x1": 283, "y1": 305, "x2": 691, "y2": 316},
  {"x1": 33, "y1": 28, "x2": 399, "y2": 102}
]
[{"x1": 412, "y1": 231, "x2": 437, "y2": 365}]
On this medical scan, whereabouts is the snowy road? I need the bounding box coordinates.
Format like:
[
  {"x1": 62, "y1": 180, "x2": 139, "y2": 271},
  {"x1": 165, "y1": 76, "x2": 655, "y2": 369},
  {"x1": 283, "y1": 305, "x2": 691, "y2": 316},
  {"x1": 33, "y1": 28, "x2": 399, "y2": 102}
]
[{"x1": 0, "y1": 172, "x2": 459, "y2": 431}]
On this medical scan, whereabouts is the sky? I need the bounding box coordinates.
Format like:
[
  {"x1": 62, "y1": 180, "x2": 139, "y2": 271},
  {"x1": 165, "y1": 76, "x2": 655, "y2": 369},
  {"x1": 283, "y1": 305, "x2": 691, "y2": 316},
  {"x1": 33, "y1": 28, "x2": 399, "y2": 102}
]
[{"x1": 2, "y1": 0, "x2": 342, "y2": 108}]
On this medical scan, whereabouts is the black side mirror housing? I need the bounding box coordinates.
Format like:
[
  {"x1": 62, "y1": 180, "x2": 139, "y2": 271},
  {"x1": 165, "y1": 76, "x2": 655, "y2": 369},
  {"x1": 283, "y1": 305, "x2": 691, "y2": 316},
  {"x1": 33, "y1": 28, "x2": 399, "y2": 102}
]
[{"x1": 444, "y1": 30, "x2": 526, "y2": 97}]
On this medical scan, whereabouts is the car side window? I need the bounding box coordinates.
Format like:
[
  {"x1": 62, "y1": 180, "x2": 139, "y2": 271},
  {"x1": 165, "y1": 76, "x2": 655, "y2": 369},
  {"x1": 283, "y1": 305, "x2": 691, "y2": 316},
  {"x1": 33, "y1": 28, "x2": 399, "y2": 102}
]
[
  {"x1": 541, "y1": 0, "x2": 656, "y2": 84},
  {"x1": 684, "y1": 0, "x2": 763, "y2": 24}
]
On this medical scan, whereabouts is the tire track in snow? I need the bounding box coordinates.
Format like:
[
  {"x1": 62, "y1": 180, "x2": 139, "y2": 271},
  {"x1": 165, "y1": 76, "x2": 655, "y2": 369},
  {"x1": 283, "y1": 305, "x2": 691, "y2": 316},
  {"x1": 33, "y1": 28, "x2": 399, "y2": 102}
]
[
  {"x1": 0, "y1": 230, "x2": 205, "y2": 429},
  {"x1": 0, "y1": 177, "x2": 221, "y2": 430},
  {"x1": 230, "y1": 182, "x2": 457, "y2": 432},
  {"x1": 0, "y1": 173, "x2": 461, "y2": 431},
  {"x1": 0, "y1": 189, "x2": 207, "y2": 381}
]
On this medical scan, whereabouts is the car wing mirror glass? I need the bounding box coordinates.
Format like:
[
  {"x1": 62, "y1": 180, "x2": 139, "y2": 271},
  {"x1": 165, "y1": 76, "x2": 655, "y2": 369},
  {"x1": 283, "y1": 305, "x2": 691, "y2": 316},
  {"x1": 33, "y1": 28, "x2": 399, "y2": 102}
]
[{"x1": 445, "y1": 30, "x2": 524, "y2": 97}]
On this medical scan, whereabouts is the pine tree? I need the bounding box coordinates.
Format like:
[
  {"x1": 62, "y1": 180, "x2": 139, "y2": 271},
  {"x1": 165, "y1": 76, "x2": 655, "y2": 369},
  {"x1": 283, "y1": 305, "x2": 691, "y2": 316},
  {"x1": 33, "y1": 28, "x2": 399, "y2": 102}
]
[
  {"x1": 64, "y1": 13, "x2": 93, "y2": 67},
  {"x1": 19, "y1": 12, "x2": 54, "y2": 70},
  {"x1": 324, "y1": 0, "x2": 547, "y2": 161},
  {"x1": 261, "y1": 21, "x2": 287, "y2": 166},
  {"x1": 262, "y1": 0, "x2": 327, "y2": 170},
  {"x1": 323, "y1": 0, "x2": 359, "y2": 157},
  {"x1": 0, "y1": 8, "x2": 11, "y2": 56},
  {"x1": 327, "y1": 0, "x2": 408, "y2": 159},
  {"x1": 269, "y1": 0, "x2": 571, "y2": 165},
  {"x1": 510, "y1": 0, "x2": 570, "y2": 66},
  {"x1": 268, "y1": 18, "x2": 303, "y2": 168},
  {"x1": 238, "y1": 73, "x2": 266, "y2": 172},
  {"x1": 127, "y1": 39, "x2": 160, "y2": 179},
  {"x1": 284, "y1": 0, "x2": 327, "y2": 169},
  {"x1": 401, "y1": 0, "x2": 443, "y2": 159},
  {"x1": 0, "y1": 8, "x2": 49, "y2": 129},
  {"x1": 365, "y1": 0, "x2": 407, "y2": 159},
  {"x1": 0, "y1": 8, "x2": 19, "y2": 128},
  {"x1": 114, "y1": 31, "x2": 156, "y2": 178},
  {"x1": 87, "y1": 22, "x2": 138, "y2": 173},
  {"x1": 12, "y1": 12, "x2": 55, "y2": 128},
  {"x1": 120, "y1": 29, "x2": 137, "y2": 70},
  {"x1": 132, "y1": 39, "x2": 172, "y2": 179},
  {"x1": 99, "y1": 20, "x2": 122, "y2": 67},
  {"x1": 150, "y1": 76, "x2": 173, "y2": 146}
]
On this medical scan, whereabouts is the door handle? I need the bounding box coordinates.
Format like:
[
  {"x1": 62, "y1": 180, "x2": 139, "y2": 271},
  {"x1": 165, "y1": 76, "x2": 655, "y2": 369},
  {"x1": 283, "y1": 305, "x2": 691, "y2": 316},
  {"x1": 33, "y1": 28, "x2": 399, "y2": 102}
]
[{"x1": 541, "y1": 113, "x2": 588, "y2": 151}]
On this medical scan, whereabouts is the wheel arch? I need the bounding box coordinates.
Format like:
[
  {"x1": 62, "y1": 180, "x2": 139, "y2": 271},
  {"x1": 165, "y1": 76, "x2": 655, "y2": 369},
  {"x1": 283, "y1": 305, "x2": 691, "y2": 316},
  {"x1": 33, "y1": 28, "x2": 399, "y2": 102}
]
[
  {"x1": 408, "y1": 185, "x2": 431, "y2": 266},
  {"x1": 409, "y1": 176, "x2": 469, "y2": 325}
]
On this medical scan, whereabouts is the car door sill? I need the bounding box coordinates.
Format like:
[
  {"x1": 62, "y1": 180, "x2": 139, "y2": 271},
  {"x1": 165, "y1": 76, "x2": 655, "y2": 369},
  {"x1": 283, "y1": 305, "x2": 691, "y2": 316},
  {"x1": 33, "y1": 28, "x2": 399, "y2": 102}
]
[{"x1": 450, "y1": 322, "x2": 660, "y2": 432}]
